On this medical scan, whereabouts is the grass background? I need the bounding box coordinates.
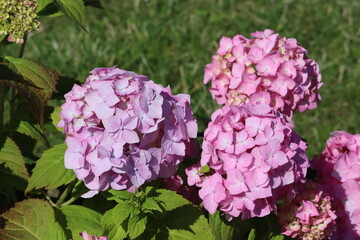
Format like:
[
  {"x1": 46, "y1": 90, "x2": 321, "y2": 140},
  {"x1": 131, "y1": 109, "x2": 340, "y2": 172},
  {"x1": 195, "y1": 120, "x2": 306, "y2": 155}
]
[{"x1": 3, "y1": 0, "x2": 360, "y2": 157}]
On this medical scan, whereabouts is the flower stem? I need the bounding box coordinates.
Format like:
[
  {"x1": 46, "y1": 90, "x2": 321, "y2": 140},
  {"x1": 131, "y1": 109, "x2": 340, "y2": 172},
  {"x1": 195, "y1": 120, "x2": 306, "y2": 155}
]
[
  {"x1": 55, "y1": 180, "x2": 77, "y2": 208},
  {"x1": 18, "y1": 33, "x2": 27, "y2": 58}
]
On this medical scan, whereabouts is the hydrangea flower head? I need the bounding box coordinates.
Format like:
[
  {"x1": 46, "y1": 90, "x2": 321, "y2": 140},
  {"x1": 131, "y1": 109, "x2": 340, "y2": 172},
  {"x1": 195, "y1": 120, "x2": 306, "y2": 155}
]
[
  {"x1": 277, "y1": 181, "x2": 336, "y2": 240},
  {"x1": 187, "y1": 103, "x2": 309, "y2": 219},
  {"x1": 204, "y1": 29, "x2": 322, "y2": 117},
  {"x1": 59, "y1": 67, "x2": 198, "y2": 196},
  {"x1": 79, "y1": 231, "x2": 107, "y2": 240},
  {"x1": 312, "y1": 131, "x2": 360, "y2": 239},
  {"x1": 0, "y1": 0, "x2": 40, "y2": 43}
]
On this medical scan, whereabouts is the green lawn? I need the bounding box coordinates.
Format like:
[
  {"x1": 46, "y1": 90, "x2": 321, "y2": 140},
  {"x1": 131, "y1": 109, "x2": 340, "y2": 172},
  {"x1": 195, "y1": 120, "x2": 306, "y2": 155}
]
[{"x1": 3, "y1": 0, "x2": 360, "y2": 157}]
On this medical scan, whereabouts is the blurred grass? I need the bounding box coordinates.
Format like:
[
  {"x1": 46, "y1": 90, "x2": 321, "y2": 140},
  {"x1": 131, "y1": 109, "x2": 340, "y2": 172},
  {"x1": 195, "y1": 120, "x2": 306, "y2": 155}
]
[{"x1": 2, "y1": 0, "x2": 360, "y2": 158}]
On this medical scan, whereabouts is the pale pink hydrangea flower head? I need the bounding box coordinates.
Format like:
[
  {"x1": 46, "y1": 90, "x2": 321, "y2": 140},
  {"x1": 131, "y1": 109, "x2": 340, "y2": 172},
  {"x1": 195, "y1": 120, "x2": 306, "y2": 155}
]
[
  {"x1": 312, "y1": 131, "x2": 360, "y2": 239},
  {"x1": 58, "y1": 67, "x2": 198, "y2": 196},
  {"x1": 277, "y1": 181, "x2": 336, "y2": 240},
  {"x1": 186, "y1": 103, "x2": 309, "y2": 219},
  {"x1": 204, "y1": 29, "x2": 322, "y2": 117}
]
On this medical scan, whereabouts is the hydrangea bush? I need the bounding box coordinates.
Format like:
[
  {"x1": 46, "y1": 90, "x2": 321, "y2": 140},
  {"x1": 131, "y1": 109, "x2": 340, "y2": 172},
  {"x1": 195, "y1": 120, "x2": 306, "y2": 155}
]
[
  {"x1": 58, "y1": 67, "x2": 198, "y2": 196},
  {"x1": 1, "y1": 3, "x2": 360, "y2": 239},
  {"x1": 204, "y1": 29, "x2": 323, "y2": 117}
]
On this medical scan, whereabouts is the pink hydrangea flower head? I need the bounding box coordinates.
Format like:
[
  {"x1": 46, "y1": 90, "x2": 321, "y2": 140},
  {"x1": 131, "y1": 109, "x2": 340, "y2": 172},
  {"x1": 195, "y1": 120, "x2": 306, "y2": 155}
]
[
  {"x1": 312, "y1": 131, "x2": 360, "y2": 239},
  {"x1": 59, "y1": 67, "x2": 198, "y2": 196},
  {"x1": 277, "y1": 181, "x2": 336, "y2": 240},
  {"x1": 190, "y1": 103, "x2": 309, "y2": 219},
  {"x1": 204, "y1": 29, "x2": 322, "y2": 117},
  {"x1": 79, "y1": 231, "x2": 107, "y2": 240}
]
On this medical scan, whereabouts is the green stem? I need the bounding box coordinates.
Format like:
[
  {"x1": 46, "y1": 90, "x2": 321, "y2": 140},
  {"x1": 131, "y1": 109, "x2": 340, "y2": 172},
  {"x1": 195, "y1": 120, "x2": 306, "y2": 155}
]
[
  {"x1": 55, "y1": 180, "x2": 77, "y2": 208},
  {"x1": 60, "y1": 191, "x2": 84, "y2": 207},
  {"x1": 18, "y1": 33, "x2": 27, "y2": 58},
  {"x1": 0, "y1": 84, "x2": 4, "y2": 131},
  {"x1": 42, "y1": 190, "x2": 57, "y2": 208}
]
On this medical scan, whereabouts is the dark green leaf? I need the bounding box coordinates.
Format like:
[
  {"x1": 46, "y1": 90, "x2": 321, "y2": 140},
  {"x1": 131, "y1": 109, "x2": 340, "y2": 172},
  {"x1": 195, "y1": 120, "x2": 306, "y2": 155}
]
[
  {"x1": 59, "y1": 205, "x2": 103, "y2": 240},
  {"x1": 37, "y1": 0, "x2": 62, "y2": 16},
  {"x1": 247, "y1": 229, "x2": 256, "y2": 240},
  {"x1": 54, "y1": 0, "x2": 87, "y2": 31},
  {"x1": 26, "y1": 143, "x2": 76, "y2": 193},
  {"x1": 0, "y1": 199, "x2": 66, "y2": 240},
  {"x1": 84, "y1": 0, "x2": 103, "y2": 8},
  {"x1": 2, "y1": 57, "x2": 59, "y2": 126},
  {"x1": 0, "y1": 137, "x2": 29, "y2": 180}
]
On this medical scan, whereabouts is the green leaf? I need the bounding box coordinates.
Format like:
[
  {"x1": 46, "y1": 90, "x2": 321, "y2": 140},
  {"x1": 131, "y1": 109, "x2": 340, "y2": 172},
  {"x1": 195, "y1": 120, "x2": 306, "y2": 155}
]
[
  {"x1": 102, "y1": 202, "x2": 132, "y2": 240},
  {"x1": 26, "y1": 143, "x2": 75, "y2": 193},
  {"x1": 0, "y1": 199, "x2": 66, "y2": 240},
  {"x1": 0, "y1": 137, "x2": 29, "y2": 180},
  {"x1": 199, "y1": 164, "x2": 210, "y2": 173},
  {"x1": 209, "y1": 211, "x2": 236, "y2": 240},
  {"x1": 269, "y1": 235, "x2": 286, "y2": 240},
  {"x1": 3, "y1": 57, "x2": 59, "y2": 126},
  {"x1": 59, "y1": 205, "x2": 103, "y2": 240},
  {"x1": 105, "y1": 189, "x2": 133, "y2": 202},
  {"x1": 247, "y1": 229, "x2": 256, "y2": 240},
  {"x1": 16, "y1": 121, "x2": 48, "y2": 144},
  {"x1": 51, "y1": 106, "x2": 62, "y2": 132},
  {"x1": 54, "y1": 0, "x2": 87, "y2": 31},
  {"x1": 154, "y1": 189, "x2": 189, "y2": 211},
  {"x1": 142, "y1": 197, "x2": 163, "y2": 213},
  {"x1": 156, "y1": 205, "x2": 214, "y2": 240},
  {"x1": 128, "y1": 213, "x2": 147, "y2": 239}
]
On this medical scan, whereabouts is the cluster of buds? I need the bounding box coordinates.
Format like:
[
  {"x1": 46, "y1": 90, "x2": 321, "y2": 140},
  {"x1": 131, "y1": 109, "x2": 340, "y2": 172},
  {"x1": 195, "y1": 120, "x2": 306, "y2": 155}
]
[
  {"x1": 204, "y1": 29, "x2": 322, "y2": 117},
  {"x1": 0, "y1": 0, "x2": 40, "y2": 43},
  {"x1": 312, "y1": 131, "x2": 360, "y2": 239},
  {"x1": 59, "y1": 67, "x2": 198, "y2": 197},
  {"x1": 186, "y1": 103, "x2": 309, "y2": 219},
  {"x1": 277, "y1": 181, "x2": 337, "y2": 240}
]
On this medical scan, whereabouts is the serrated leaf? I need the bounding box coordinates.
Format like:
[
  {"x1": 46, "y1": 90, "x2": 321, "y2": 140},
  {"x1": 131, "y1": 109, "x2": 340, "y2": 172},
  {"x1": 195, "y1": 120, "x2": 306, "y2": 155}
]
[
  {"x1": 154, "y1": 189, "x2": 189, "y2": 211},
  {"x1": 51, "y1": 106, "x2": 62, "y2": 132},
  {"x1": 26, "y1": 143, "x2": 75, "y2": 193},
  {"x1": 0, "y1": 199, "x2": 66, "y2": 240},
  {"x1": 142, "y1": 197, "x2": 163, "y2": 213},
  {"x1": 128, "y1": 213, "x2": 147, "y2": 239},
  {"x1": 102, "y1": 202, "x2": 132, "y2": 240},
  {"x1": 59, "y1": 205, "x2": 103, "y2": 240},
  {"x1": 17, "y1": 121, "x2": 47, "y2": 144},
  {"x1": 155, "y1": 205, "x2": 214, "y2": 240},
  {"x1": 209, "y1": 211, "x2": 235, "y2": 240},
  {"x1": 3, "y1": 57, "x2": 59, "y2": 126},
  {"x1": 0, "y1": 137, "x2": 29, "y2": 180},
  {"x1": 54, "y1": 0, "x2": 87, "y2": 31},
  {"x1": 106, "y1": 189, "x2": 133, "y2": 202}
]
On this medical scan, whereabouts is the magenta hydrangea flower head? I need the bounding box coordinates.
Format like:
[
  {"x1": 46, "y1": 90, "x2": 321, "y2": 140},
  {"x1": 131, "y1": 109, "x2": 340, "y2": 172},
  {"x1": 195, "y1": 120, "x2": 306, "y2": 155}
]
[
  {"x1": 58, "y1": 67, "x2": 198, "y2": 196},
  {"x1": 204, "y1": 29, "x2": 322, "y2": 117},
  {"x1": 188, "y1": 103, "x2": 309, "y2": 219},
  {"x1": 312, "y1": 131, "x2": 360, "y2": 239},
  {"x1": 277, "y1": 181, "x2": 336, "y2": 240}
]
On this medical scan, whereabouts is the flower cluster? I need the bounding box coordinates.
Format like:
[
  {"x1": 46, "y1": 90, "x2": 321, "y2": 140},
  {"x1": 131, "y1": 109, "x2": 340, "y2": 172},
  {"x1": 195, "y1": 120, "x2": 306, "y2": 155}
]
[
  {"x1": 204, "y1": 29, "x2": 322, "y2": 117},
  {"x1": 312, "y1": 131, "x2": 360, "y2": 239},
  {"x1": 187, "y1": 103, "x2": 309, "y2": 219},
  {"x1": 0, "y1": 0, "x2": 40, "y2": 44},
  {"x1": 58, "y1": 67, "x2": 198, "y2": 196},
  {"x1": 277, "y1": 181, "x2": 336, "y2": 240},
  {"x1": 79, "y1": 231, "x2": 107, "y2": 240}
]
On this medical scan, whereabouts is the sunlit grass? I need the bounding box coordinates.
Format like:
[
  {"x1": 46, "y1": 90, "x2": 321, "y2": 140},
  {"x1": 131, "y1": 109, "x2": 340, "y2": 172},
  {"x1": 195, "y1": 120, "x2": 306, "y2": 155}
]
[{"x1": 3, "y1": 0, "x2": 360, "y2": 157}]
